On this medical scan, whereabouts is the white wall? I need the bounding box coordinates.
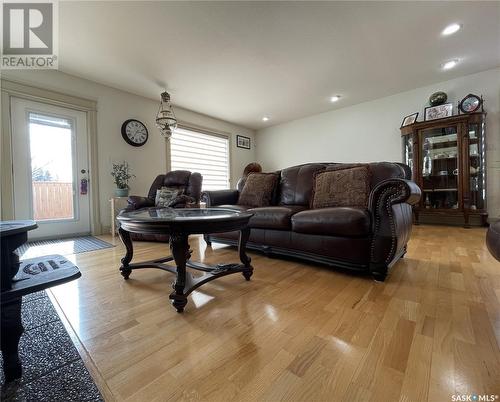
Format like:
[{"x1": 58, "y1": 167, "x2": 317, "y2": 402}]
[
  {"x1": 1, "y1": 70, "x2": 256, "y2": 229},
  {"x1": 256, "y1": 68, "x2": 500, "y2": 219}
]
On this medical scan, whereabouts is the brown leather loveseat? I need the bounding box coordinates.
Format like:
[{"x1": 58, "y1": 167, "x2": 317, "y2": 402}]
[{"x1": 202, "y1": 162, "x2": 420, "y2": 281}]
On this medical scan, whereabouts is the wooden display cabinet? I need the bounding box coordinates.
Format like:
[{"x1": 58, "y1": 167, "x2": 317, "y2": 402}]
[{"x1": 401, "y1": 112, "x2": 487, "y2": 227}]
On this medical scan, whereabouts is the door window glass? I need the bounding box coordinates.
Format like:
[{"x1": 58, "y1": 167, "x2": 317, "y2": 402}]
[{"x1": 29, "y1": 112, "x2": 75, "y2": 220}]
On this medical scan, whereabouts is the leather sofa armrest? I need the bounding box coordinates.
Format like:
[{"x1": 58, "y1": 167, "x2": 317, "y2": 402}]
[
  {"x1": 368, "y1": 179, "x2": 421, "y2": 280},
  {"x1": 126, "y1": 195, "x2": 155, "y2": 211},
  {"x1": 368, "y1": 178, "x2": 421, "y2": 210},
  {"x1": 201, "y1": 190, "x2": 240, "y2": 207}
]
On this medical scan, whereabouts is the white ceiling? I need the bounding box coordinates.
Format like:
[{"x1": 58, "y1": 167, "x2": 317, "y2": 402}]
[{"x1": 59, "y1": 1, "x2": 500, "y2": 130}]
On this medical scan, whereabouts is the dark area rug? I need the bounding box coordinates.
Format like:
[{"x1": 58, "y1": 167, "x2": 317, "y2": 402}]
[{"x1": 0, "y1": 291, "x2": 103, "y2": 402}]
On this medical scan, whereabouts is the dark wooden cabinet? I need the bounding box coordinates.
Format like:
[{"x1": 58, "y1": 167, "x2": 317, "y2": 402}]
[{"x1": 401, "y1": 112, "x2": 487, "y2": 227}]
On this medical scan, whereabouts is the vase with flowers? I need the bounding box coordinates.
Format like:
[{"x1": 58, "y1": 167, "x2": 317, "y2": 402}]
[{"x1": 111, "y1": 161, "x2": 135, "y2": 197}]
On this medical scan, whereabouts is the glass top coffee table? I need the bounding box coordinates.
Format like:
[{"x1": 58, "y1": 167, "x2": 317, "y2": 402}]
[{"x1": 117, "y1": 208, "x2": 254, "y2": 312}]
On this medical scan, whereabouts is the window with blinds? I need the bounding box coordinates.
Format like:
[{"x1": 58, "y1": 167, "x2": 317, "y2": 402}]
[{"x1": 170, "y1": 127, "x2": 230, "y2": 190}]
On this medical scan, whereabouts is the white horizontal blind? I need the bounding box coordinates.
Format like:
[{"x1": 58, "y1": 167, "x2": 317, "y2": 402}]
[{"x1": 171, "y1": 127, "x2": 230, "y2": 190}]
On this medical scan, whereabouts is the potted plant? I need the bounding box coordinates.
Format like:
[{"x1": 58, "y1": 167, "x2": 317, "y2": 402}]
[{"x1": 111, "y1": 161, "x2": 135, "y2": 197}]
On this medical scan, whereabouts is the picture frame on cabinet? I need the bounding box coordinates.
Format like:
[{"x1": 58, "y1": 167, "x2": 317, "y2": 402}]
[
  {"x1": 401, "y1": 112, "x2": 419, "y2": 127},
  {"x1": 424, "y1": 103, "x2": 453, "y2": 121}
]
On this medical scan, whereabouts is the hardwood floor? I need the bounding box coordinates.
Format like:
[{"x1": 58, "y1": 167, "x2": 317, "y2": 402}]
[{"x1": 47, "y1": 225, "x2": 500, "y2": 402}]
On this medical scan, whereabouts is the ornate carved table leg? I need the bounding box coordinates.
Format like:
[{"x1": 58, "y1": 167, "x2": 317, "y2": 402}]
[
  {"x1": 169, "y1": 234, "x2": 190, "y2": 313},
  {"x1": 203, "y1": 234, "x2": 212, "y2": 246},
  {"x1": 1, "y1": 297, "x2": 24, "y2": 382},
  {"x1": 239, "y1": 227, "x2": 253, "y2": 281},
  {"x1": 118, "y1": 227, "x2": 133, "y2": 279}
]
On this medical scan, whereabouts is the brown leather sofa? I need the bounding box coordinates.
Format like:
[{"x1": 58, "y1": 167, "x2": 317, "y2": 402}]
[
  {"x1": 124, "y1": 170, "x2": 202, "y2": 241},
  {"x1": 202, "y1": 162, "x2": 421, "y2": 280}
]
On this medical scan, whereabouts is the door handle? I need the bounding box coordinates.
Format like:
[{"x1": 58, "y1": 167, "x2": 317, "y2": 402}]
[
  {"x1": 80, "y1": 169, "x2": 88, "y2": 195},
  {"x1": 80, "y1": 178, "x2": 88, "y2": 195}
]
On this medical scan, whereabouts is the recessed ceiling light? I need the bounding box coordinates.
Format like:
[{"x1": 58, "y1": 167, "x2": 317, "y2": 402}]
[
  {"x1": 262, "y1": 116, "x2": 270, "y2": 122},
  {"x1": 442, "y1": 59, "x2": 459, "y2": 70},
  {"x1": 442, "y1": 23, "x2": 461, "y2": 36},
  {"x1": 330, "y1": 95, "x2": 341, "y2": 102}
]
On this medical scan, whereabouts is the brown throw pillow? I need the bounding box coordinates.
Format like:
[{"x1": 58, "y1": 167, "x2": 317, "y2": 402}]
[
  {"x1": 238, "y1": 173, "x2": 279, "y2": 208},
  {"x1": 311, "y1": 165, "x2": 371, "y2": 209}
]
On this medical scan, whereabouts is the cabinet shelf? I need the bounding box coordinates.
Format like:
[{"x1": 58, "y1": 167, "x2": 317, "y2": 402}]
[
  {"x1": 430, "y1": 156, "x2": 458, "y2": 161},
  {"x1": 426, "y1": 133, "x2": 457, "y2": 144},
  {"x1": 424, "y1": 175, "x2": 458, "y2": 178},
  {"x1": 423, "y1": 188, "x2": 458, "y2": 192},
  {"x1": 427, "y1": 142, "x2": 457, "y2": 150}
]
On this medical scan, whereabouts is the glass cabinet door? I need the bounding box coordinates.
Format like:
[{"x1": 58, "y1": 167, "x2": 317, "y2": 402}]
[
  {"x1": 468, "y1": 123, "x2": 485, "y2": 210},
  {"x1": 420, "y1": 126, "x2": 459, "y2": 210},
  {"x1": 402, "y1": 134, "x2": 413, "y2": 176}
]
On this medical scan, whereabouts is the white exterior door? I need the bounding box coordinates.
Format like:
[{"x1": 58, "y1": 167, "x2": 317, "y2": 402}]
[{"x1": 11, "y1": 97, "x2": 91, "y2": 240}]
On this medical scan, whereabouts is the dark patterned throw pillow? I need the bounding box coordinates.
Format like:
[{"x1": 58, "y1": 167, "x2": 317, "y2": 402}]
[
  {"x1": 237, "y1": 173, "x2": 279, "y2": 208},
  {"x1": 311, "y1": 165, "x2": 371, "y2": 209},
  {"x1": 155, "y1": 187, "x2": 183, "y2": 207}
]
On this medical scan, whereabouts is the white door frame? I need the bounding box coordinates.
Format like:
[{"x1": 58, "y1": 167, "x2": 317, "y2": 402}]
[
  {"x1": 1, "y1": 79, "x2": 102, "y2": 235},
  {"x1": 11, "y1": 98, "x2": 91, "y2": 239}
]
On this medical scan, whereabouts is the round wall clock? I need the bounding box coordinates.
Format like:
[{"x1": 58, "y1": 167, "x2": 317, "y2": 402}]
[
  {"x1": 459, "y1": 94, "x2": 482, "y2": 114},
  {"x1": 121, "y1": 119, "x2": 148, "y2": 146}
]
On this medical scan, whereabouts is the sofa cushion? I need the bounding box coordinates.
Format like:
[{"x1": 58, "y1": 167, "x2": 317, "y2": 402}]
[
  {"x1": 292, "y1": 207, "x2": 371, "y2": 237},
  {"x1": 238, "y1": 172, "x2": 279, "y2": 208},
  {"x1": 322, "y1": 163, "x2": 406, "y2": 190},
  {"x1": 366, "y1": 162, "x2": 406, "y2": 188},
  {"x1": 236, "y1": 163, "x2": 263, "y2": 192},
  {"x1": 247, "y1": 205, "x2": 306, "y2": 230},
  {"x1": 311, "y1": 165, "x2": 370, "y2": 209},
  {"x1": 147, "y1": 171, "x2": 202, "y2": 203},
  {"x1": 279, "y1": 164, "x2": 326, "y2": 206}
]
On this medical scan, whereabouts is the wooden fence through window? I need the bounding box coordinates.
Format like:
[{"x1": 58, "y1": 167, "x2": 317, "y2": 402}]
[{"x1": 32, "y1": 181, "x2": 74, "y2": 220}]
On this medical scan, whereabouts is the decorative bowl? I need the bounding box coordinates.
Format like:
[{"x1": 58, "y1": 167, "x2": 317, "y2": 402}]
[{"x1": 429, "y1": 91, "x2": 448, "y2": 106}]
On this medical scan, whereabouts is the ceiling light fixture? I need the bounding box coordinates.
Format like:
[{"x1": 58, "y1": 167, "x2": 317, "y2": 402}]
[
  {"x1": 330, "y1": 95, "x2": 341, "y2": 102},
  {"x1": 262, "y1": 116, "x2": 270, "y2": 122},
  {"x1": 442, "y1": 59, "x2": 459, "y2": 70},
  {"x1": 155, "y1": 91, "x2": 177, "y2": 139},
  {"x1": 442, "y1": 23, "x2": 461, "y2": 36}
]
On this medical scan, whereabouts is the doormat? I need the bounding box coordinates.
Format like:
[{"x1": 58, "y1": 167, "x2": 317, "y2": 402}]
[
  {"x1": 0, "y1": 291, "x2": 103, "y2": 401},
  {"x1": 16, "y1": 236, "x2": 114, "y2": 260}
]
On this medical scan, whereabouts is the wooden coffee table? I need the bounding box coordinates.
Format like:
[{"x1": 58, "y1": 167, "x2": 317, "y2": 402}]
[{"x1": 117, "y1": 208, "x2": 254, "y2": 312}]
